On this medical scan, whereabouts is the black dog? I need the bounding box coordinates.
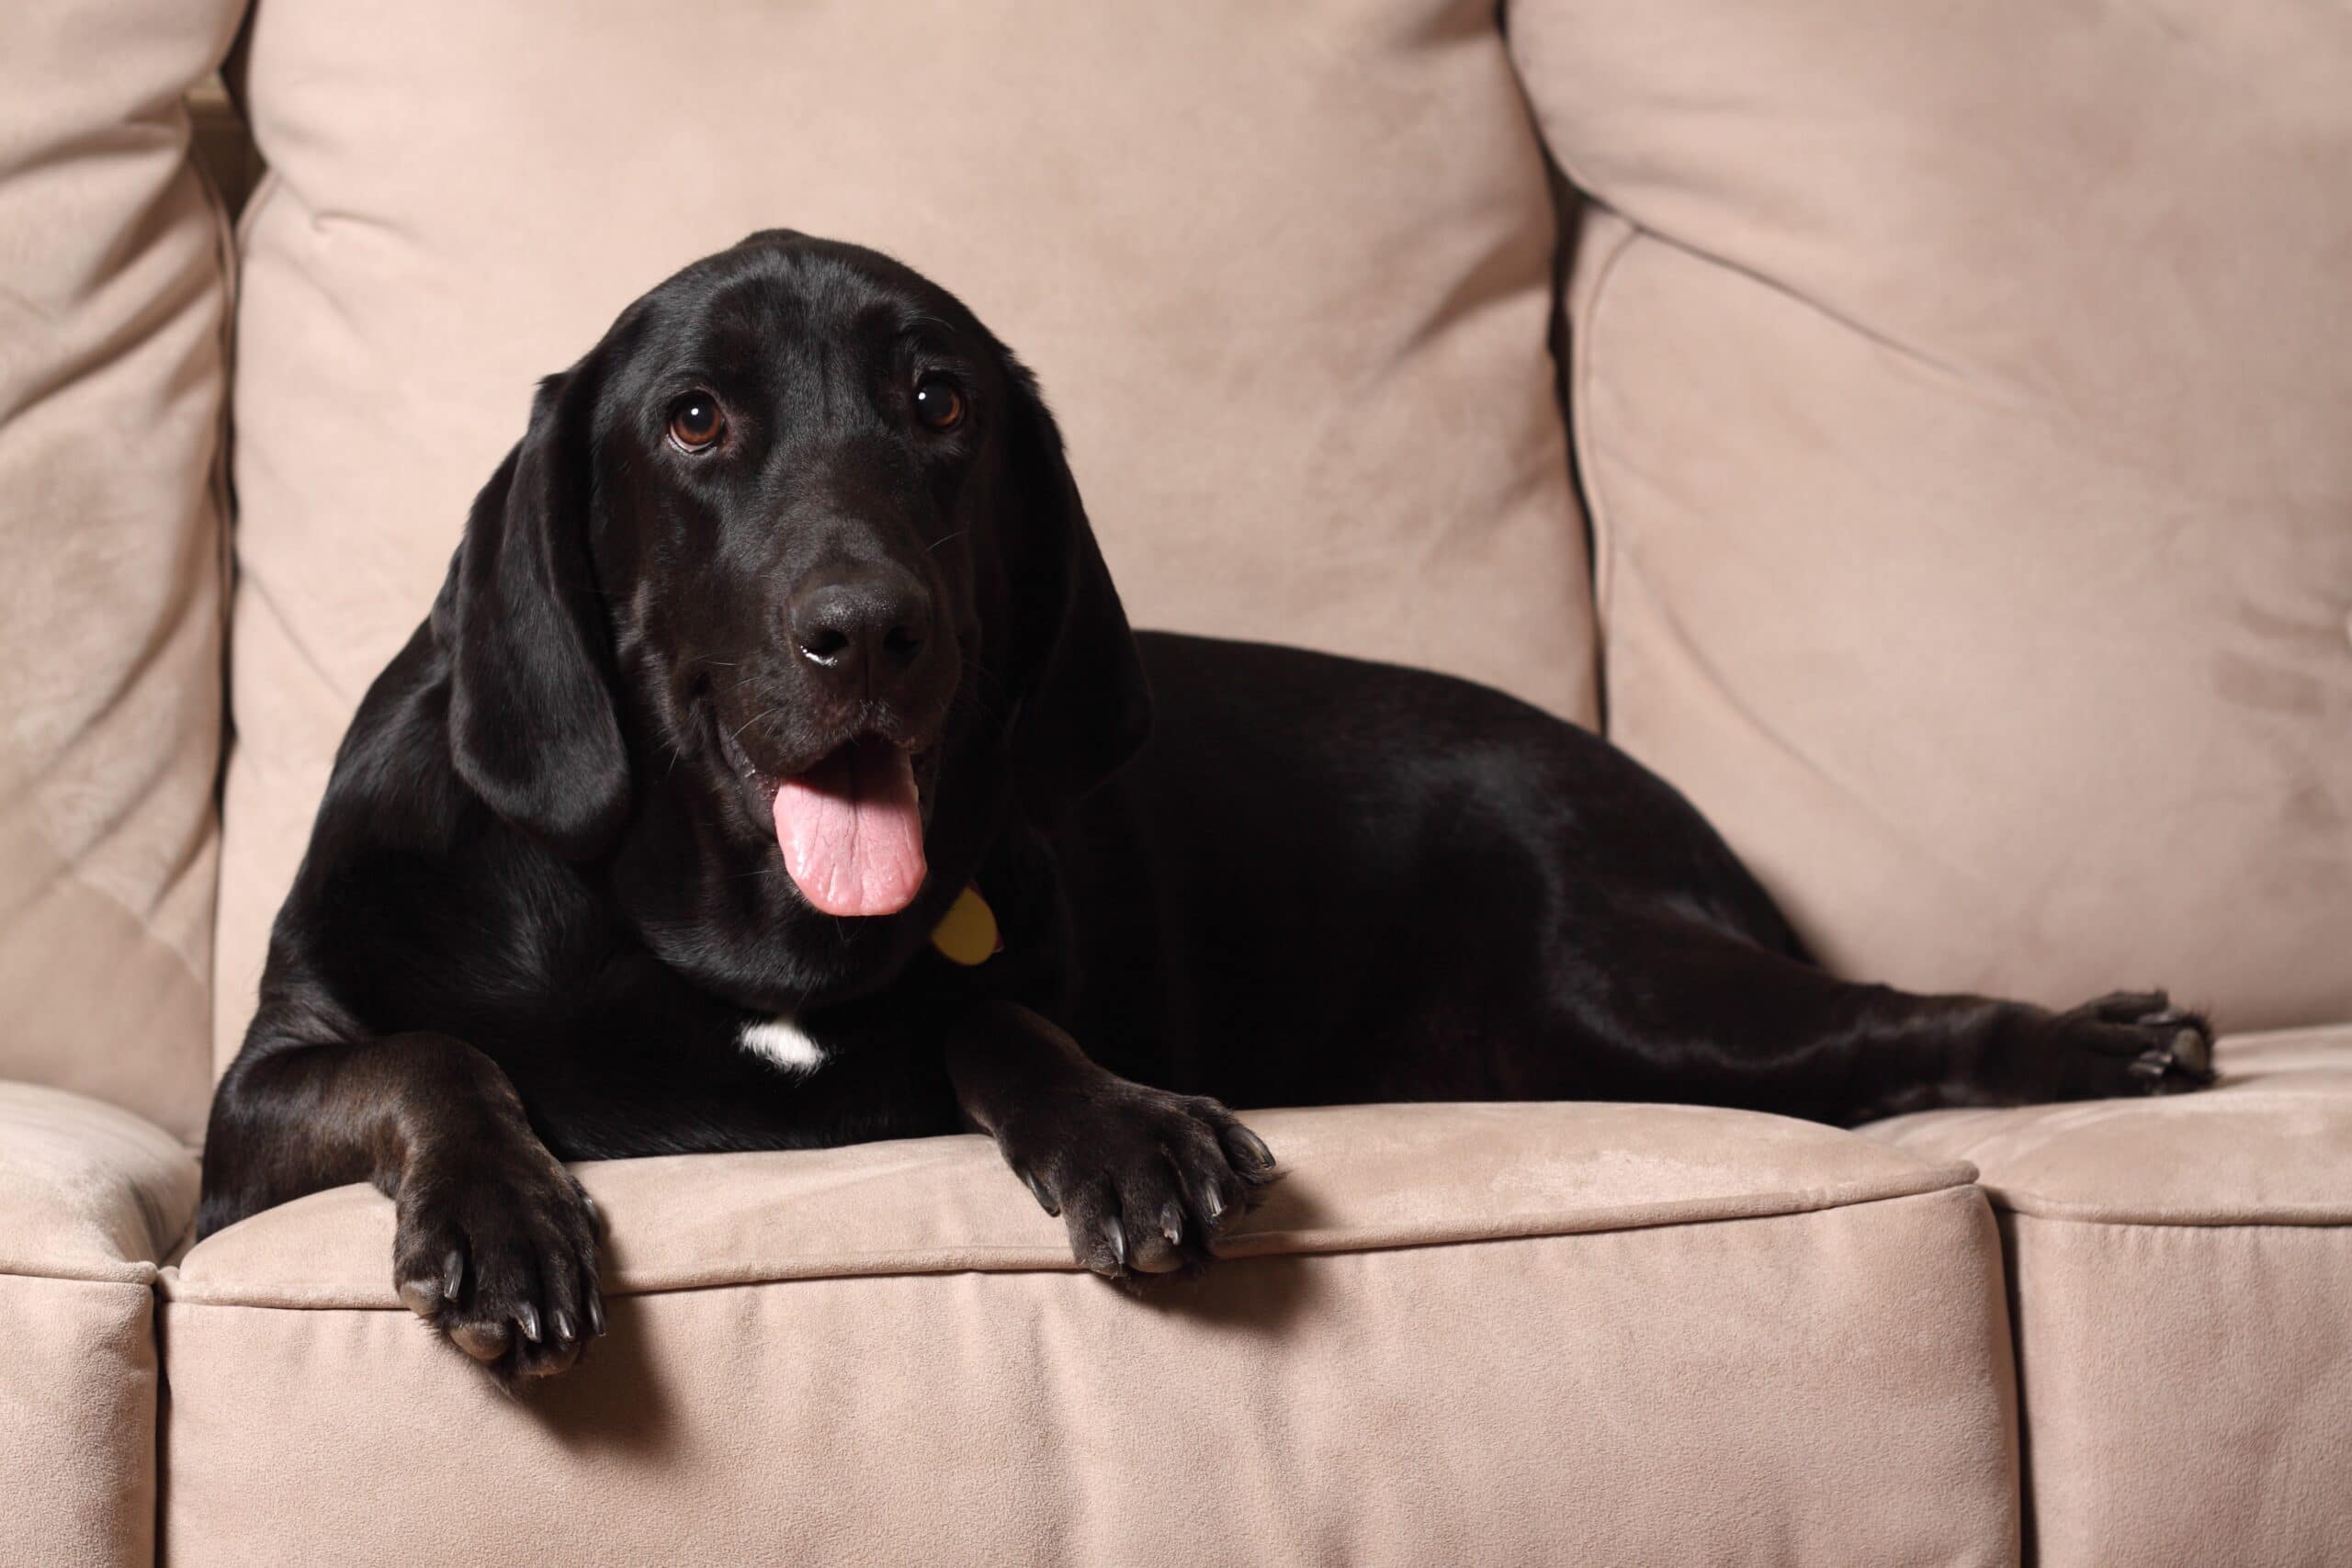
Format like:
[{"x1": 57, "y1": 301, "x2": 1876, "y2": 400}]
[{"x1": 198, "y1": 231, "x2": 2213, "y2": 1380}]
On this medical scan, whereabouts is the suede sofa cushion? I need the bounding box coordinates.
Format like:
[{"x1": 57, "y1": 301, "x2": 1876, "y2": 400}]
[
  {"x1": 213, "y1": 0, "x2": 1600, "y2": 1066},
  {"x1": 1509, "y1": 0, "x2": 2352, "y2": 1029},
  {"x1": 0, "y1": 1081, "x2": 203, "y2": 1568},
  {"x1": 0, "y1": 0, "x2": 242, "y2": 1140},
  {"x1": 1871, "y1": 1027, "x2": 2352, "y2": 1566},
  {"x1": 164, "y1": 1102, "x2": 2018, "y2": 1566},
  {"x1": 0, "y1": 1081, "x2": 199, "y2": 1283}
]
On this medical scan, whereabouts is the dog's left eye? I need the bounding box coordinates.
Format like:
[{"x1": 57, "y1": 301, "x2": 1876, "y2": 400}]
[
  {"x1": 911, "y1": 374, "x2": 966, "y2": 433},
  {"x1": 667, "y1": 393, "x2": 726, "y2": 453}
]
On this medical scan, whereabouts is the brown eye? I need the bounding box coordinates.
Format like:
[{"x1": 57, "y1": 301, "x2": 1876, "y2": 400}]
[
  {"x1": 667, "y1": 392, "x2": 725, "y2": 452},
  {"x1": 911, "y1": 373, "x2": 966, "y2": 433}
]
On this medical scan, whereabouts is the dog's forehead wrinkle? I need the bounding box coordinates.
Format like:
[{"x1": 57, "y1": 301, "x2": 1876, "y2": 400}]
[{"x1": 674, "y1": 261, "x2": 957, "y2": 448}]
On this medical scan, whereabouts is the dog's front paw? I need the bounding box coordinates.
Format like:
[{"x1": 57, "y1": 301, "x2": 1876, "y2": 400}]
[
  {"x1": 994, "y1": 1078, "x2": 1277, "y2": 1280},
  {"x1": 2043, "y1": 990, "x2": 2217, "y2": 1099},
  {"x1": 390, "y1": 1139, "x2": 605, "y2": 1382}
]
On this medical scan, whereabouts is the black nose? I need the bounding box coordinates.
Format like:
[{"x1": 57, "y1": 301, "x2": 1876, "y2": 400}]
[{"x1": 787, "y1": 566, "x2": 933, "y2": 696}]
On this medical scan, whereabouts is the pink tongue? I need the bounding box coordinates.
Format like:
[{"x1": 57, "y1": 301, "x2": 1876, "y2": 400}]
[{"x1": 772, "y1": 739, "x2": 927, "y2": 917}]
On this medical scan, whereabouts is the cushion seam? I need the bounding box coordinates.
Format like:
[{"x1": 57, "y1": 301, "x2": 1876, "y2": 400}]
[
  {"x1": 160, "y1": 1166, "x2": 1982, "y2": 1311},
  {"x1": 1985, "y1": 1195, "x2": 2352, "y2": 1229},
  {"x1": 0, "y1": 1258, "x2": 158, "y2": 1286},
  {"x1": 1567, "y1": 206, "x2": 1640, "y2": 669}
]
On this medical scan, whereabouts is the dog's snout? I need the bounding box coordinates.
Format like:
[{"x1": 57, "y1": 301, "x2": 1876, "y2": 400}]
[{"x1": 788, "y1": 565, "x2": 933, "y2": 694}]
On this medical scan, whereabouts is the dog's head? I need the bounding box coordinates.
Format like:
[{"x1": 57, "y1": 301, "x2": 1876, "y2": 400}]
[{"x1": 438, "y1": 231, "x2": 1148, "y2": 920}]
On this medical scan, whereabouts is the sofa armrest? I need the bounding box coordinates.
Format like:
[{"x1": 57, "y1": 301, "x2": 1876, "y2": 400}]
[
  {"x1": 0, "y1": 1080, "x2": 201, "y2": 1568},
  {"x1": 0, "y1": 1080, "x2": 198, "y2": 1283}
]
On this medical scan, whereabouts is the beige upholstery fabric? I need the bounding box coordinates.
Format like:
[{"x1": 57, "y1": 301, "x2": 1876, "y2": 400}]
[
  {"x1": 0, "y1": 0, "x2": 242, "y2": 1139},
  {"x1": 0, "y1": 1081, "x2": 201, "y2": 1284},
  {"x1": 165, "y1": 1103, "x2": 2018, "y2": 1566},
  {"x1": 0, "y1": 1081, "x2": 202, "y2": 1568},
  {"x1": 1510, "y1": 1, "x2": 2352, "y2": 1030},
  {"x1": 1871, "y1": 1028, "x2": 2352, "y2": 1566},
  {"x1": 1872, "y1": 1029, "x2": 2352, "y2": 1226},
  {"x1": 214, "y1": 0, "x2": 1601, "y2": 1066}
]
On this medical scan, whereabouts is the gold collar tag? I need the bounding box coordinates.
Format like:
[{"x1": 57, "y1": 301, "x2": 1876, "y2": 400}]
[{"x1": 930, "y1": 886, "x2": 1002, "y2": 966}]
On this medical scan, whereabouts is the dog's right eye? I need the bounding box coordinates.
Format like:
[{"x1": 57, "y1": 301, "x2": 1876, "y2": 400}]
[
  {"x1": 667, "y1": 393, "x2": 726, "y2": 453},
  {"x1": 911, "y1": 373, "x2": 967, "y2": 433}
]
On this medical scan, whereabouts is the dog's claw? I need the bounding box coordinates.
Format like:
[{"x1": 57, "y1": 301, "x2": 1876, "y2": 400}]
[
  {"x1": 552, "y1": 1309, "x2": 575, "y2": 1343},
  {"x1": 1159, "y1": 1201, "x2": 1184, "y2": 1247},
  {"x1": 441, "y1": 1247, "x2": 465, "y2": 1301},
  {"x1": 1021, "y1": 1168, "x2": 1059, "y2": 1217},
  {"x1": 515, "y1": 1303, "x2": 542, "y2": 1343},
  {"x1": 1224, "y1": 1124, "x2": 1275, "y2": 1176},
  {"x1": 586, "y1": 1291, "x2": 605, "y2": 1337},
  {"x1": 1103, "y1": 1216, "x2": 1126, "y2": 1269}
]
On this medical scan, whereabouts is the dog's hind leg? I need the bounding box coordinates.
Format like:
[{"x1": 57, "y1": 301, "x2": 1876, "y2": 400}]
[{"x1": 1546, "y1": 908, "x2": 2215, "y2": 1125}]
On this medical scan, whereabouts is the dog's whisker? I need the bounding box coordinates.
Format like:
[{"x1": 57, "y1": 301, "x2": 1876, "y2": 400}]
[{"x1": 730, "y1": 706, "x2": 779, "y2": 742}]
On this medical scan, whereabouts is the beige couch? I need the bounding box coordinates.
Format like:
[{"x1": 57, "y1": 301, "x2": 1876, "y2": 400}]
[{"x1": 4, "y1": 3, "x2": 2348, "y2": 1563}]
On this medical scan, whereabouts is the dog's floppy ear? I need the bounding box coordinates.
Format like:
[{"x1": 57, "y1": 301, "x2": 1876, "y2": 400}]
[
  {"x1": 996, "y1": 358, "x2": 1151, "y2": 818},
  {"x1": 444, "y1": 371, "x2": 631, "y2": 859}
]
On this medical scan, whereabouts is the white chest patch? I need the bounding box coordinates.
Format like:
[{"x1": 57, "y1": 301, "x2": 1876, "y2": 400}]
[{"x1": 739, "y1": 1015, "x2": 826, "y2": 1074}]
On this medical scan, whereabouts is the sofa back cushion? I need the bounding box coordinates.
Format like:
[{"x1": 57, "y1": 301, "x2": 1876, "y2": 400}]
[
  {"x1": 0, "y1": 2, "x2": 242, "y2": 1138},
  {"x1": 1512, "y1": 0, "x2": 2352, "y2": 1026},
  {"x1": 215, "y1": 0, "x2": 1599, "y2": 1063}
]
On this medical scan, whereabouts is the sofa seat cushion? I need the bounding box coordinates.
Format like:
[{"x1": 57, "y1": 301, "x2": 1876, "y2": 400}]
[
  {"x1": 1868, "y1": 1028, "x2": 2352, "y2": 1567},
  {"x1": 164, "y1": 1102, "x2": 2018, "y2": 1566},
  {"x1": 0, "y1": 1081, "x2": 200, "y2": 1568}
]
